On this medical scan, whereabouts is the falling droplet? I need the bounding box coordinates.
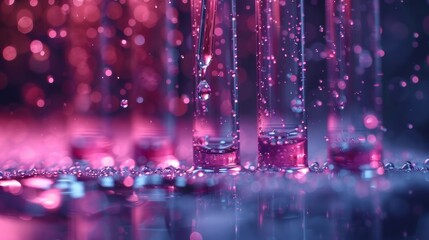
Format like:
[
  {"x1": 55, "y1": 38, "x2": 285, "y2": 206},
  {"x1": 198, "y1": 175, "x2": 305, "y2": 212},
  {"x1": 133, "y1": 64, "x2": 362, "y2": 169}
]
[
  {"x1": 197, "y1": 80, "x2": 211, "y2": 101},
  {"x1": 384, "y1": 162, "x2": 395, "y2": 171},
  {"x1": 290, "y1": 97, "x2": 303, "y2": 113},
  {"x1": 120, "y1": 99, "x2": 128, "y2": 108},
  {"x1": 401, "y1": 161, "x2": 413, "y2": 171}
]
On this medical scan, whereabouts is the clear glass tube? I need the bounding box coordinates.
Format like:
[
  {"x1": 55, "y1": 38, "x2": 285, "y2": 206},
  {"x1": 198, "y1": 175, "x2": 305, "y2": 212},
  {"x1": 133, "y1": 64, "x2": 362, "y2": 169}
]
[
  {"x1": 67, "y1": 0, "x2": 120, "y2": 168},
  {"x1": 326, "y1": 0, "x2": 383, "y2": 173},
  {"x1": 191, "y1": 0, "x2": 240, "y2": 172},
  {"x1": 256, "y1": 0, "x2": 308, "y2": 171},
  {"x1": 129, "y1": 0, "x2": 180, "y2": 169}
]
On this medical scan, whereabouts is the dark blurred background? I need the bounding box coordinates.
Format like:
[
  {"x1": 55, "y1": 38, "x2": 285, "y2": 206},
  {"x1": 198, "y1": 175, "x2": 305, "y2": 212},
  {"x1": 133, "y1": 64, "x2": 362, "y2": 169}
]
[{"x1": 0, "y1": 0, "x2": 428, "y2": 164}]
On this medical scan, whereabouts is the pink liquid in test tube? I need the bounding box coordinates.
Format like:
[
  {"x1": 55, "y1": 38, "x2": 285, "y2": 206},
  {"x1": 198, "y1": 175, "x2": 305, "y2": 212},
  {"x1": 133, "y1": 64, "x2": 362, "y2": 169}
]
[
  {"x1": 326, "y1": 0, "x2": 383, "y2": 174},
  {"x1": 191, "y1": 0, "x2": 240, "y2": 172},
  {"x1": 256, "y1": 0, "x2": 308, "y2": 171}
]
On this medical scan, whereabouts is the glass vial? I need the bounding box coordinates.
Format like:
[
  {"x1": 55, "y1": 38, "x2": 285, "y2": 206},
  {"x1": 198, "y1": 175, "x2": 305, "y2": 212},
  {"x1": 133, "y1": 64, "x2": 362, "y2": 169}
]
[
  {"x1": 67, "y1": 0, "x2": 122, "y2": 168},
  {"x1": 256, "y1": 0, "x2": 308, "y2": 171},
  {"x1": 326, "y1": 0, "x2": 383, "y2": 173},
  {"x1": 129, "y1": 0, "x2": 181, "y2": 169},
  {"x1": 191, "y1": 0, "x2": 240, "y2": 172}
]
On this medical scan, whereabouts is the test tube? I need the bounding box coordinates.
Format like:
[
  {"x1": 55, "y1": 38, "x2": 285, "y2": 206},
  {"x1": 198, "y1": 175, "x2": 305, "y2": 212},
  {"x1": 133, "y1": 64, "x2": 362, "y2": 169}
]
[
  {"x1": 129, "y1": 0, "x2": 181, "y2": 169},
  {"x1": 66, "y1": 0, "x2": 129, "y2": 168},
  {"x1": 326, "y1": 0, "x2": 383, "y2": 173},
  {"x1": 191, "y1": 0, "x2": 240, "y2": 172},
  {"x1": 256, "y1": 0, "x2": 308, "y2": 170}
]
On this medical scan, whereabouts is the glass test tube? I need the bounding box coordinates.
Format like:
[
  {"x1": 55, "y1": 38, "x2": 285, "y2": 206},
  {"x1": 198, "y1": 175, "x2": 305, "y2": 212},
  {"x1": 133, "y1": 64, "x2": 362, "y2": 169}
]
[
  {"x1": 191, "y1": 0, "x2": 240, "y2": 171},
  {"x1": 256, "y1": 0, "x2": 308, "y2": 170},
  {"x1": 67, "y1": 1, "x2": 129, "y2": 167},
  {"x1": 326, "y1": 0, "x2": 383, "y2": 173},
  {"x1": 129, "y1": 0, "x2": 181, "y2": 169}
]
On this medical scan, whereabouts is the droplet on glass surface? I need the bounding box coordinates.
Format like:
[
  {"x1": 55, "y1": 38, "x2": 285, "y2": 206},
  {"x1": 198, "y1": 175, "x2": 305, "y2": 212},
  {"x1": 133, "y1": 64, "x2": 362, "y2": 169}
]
[
  {"x1": 197, "y1": 80, "x2": 211, "y2": 101},
  {"x1": 290, "y1": 97, "x2": 303, "y2": 113},
  {"x1": 120, "y1": 99, "x2": 128, "y2": 108}
]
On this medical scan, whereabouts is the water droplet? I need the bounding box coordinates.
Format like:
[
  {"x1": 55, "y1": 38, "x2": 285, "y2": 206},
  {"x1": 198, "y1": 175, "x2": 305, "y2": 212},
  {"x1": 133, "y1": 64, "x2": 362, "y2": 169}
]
[
  {"x1": 323, "y1": 162, "x2": 334, "y2": 171},
  {"x1": 319, "y1": 25, "x2": 324, "y2": 32},
  {"x1": 424, "y1": 159, "x2": 429, "y2": 170},
  {"x1": 310, "y1": 162, "x2": 320, "y2": 172},
  {"x1": 384, "y1": 162, "x2": 395, "y2": 171},
  {"x1": 401, "y1": 161, "x2": 414, "y2": 171},
  {"x1": 162, "y1": 166, "x2": 176, "y2": 180},
  {"x1": 197, "y1": 80, "x2": 211, "y2": 101},
  {"x1": 290, "y1": 97, "x2": 303, "y2": 113},
  {"x1": 337, "y1": 95, "x2": 347, "y2": 110},
  {"x1": 120, "y1": 99, "x2": 128, "y2": 108}
]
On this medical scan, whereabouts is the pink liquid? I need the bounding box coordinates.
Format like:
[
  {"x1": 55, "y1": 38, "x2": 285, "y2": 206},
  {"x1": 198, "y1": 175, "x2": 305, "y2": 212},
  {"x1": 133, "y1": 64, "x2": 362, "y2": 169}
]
[
  {"x1": 70, "y1": 134, "x2": 114, "y2": 168},
  {"x1": 329, "y1": 143, "x2": 382, "y2": 172},
  {"x1": 70, "y1": 134, "x2": 113, "y2": 160},
  {"x1": 134, "y1": 137, "x2": 177, "y2": 168},
  {"x1": 193, "y1": 146, "x2": 240, "y2": 171},
  {"x1": 258, "y1": 137, "x2": 308, "y2": 170}
]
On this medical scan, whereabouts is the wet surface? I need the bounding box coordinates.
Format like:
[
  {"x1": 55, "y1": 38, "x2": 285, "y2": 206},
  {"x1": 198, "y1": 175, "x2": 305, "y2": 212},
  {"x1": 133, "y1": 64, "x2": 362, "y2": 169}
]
[{"x1": 1, "y1": 167, "x2": 429, "y2": 240}]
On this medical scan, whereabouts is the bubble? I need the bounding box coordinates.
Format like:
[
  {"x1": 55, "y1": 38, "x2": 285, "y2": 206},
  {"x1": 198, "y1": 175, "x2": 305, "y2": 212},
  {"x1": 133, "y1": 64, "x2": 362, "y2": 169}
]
[
  {"x1": 384, "y1": 162, "x2": 395, "y2": 171},
  {"x1": 120, "y1": 99, "x2": 128, "y2": 108},
  {"x1": 424, "y1": 159, "x2": 429, "y2": 170},
  {"x1": 2, "y1": 46, "x2": 17, "y2": 61},
  {"x1": 323, "y1": 162, "x2": 334, "y2": 171},
  {"x1": 136, "y1": 97, "x2": 144, "y2": 103},
  {"x1": 309, "y1": 162, "x2": 320, "y2": 172},
  {"x1": 197, "y1": 80, "x2": 211, "y2": 101},
  {"x1": 30, "y1": 40, "x2": 43, "y2": 54},
  {"x1": 162, "y1": 166, "x2": 176, "y2": 180},
  {"x1": 290, "y1": 97, "x2": 304, "y2": 113},
  {"x1": 401, "y1": 161, "x2": 414, "y2": 171},
  {"x1": 134, "y1": 34, "x2": 145, "y2": 46},
  {"x1": 363, "y1": 114, "x2": 379, "y2": 129},
  {"x1": 47, "y1": 75, "x2": 54, "y2": 83}
]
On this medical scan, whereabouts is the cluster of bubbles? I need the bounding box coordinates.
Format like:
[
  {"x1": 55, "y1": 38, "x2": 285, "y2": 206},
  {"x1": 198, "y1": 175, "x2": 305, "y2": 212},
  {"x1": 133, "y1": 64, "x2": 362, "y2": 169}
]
[
  {"x1": 308, "y1": 159, "x2": 429, "y2": 173},
  {"x1": 1, "y1": 159, "x2": 429, "y2": 183}
]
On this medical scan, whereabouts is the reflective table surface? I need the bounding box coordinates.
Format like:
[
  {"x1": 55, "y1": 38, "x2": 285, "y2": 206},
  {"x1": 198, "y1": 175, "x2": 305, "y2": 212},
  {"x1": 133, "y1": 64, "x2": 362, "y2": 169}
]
[{"x1": 0, "y1": 166, "x2": 428, "y2": 240}]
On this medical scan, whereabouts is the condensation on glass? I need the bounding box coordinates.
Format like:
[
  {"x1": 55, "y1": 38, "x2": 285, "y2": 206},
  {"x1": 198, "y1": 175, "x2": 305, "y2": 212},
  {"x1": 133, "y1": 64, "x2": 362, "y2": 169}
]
[
  {"x1": 191, "y1": 0, "x2": 240, "y2": 172},
  {"x1": 256, "y1": 0, "x2": 308, "y2": 171},
  {"x1": 326, "y1": 0, "x2": 383, "y2": 173}
]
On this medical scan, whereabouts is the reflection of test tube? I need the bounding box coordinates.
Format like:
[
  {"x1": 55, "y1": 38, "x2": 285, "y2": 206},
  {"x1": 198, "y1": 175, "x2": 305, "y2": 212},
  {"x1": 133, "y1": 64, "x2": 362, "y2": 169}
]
[
  {"x1": 258, "y1": 189, "x2": 306, "y2": 239},
  {"x1": 256, "y1": 0, "x2": 308, "y2": 170},
  {"x1": 326, "y1": 0, "x2": 383, "y2": 173},
  {"x1": 191, "y1": 0, "x2": 240, "y2": 171},
  {"x1": 192, "y1": 182, "x2": 240, "y2": 239},
  {"x1": 129, "y1": 0, "x2": 181, "y2": 169}
]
